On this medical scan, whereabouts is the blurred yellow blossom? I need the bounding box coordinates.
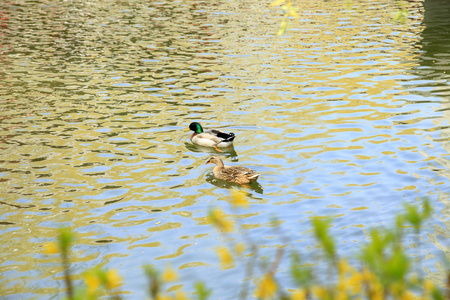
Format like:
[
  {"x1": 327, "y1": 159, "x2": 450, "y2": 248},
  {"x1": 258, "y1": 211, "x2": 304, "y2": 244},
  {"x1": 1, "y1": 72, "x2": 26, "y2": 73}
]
[
  {"x1": 254, "y1": 274, "x2": 277, "y2": 299},
  {"x1": 410, "y1": 273, "x2": 419, "y2": 285},
  {"x1": 361, "y1": 267, "x2": 376, "y2": 283},
  {"x1": 217, "y1": 246, "x2": 234, "y2": 268},
  {"x1": 162, "y1": 266, "x2": 178, "y2": 282},
  {"x1": 371, "y1": 281, "x2": 384, "y2": 300},
  {"x1": 156, "y1": 295, "x2": 173, "y2": 300},
  {"x1": 391, "y1": 282, "x2": 407, "y2": 298},
  {"x1": 312, "y1": 286, "x2": 328, "y2": 299},
  {"x1": 84, "y1": 271, "x2": 101, "y2": 295},
  {"x1": 270, "y1": 0, "x2": 299, "y2": 36},
  {"x1": 347, "y1": 272, "x2": 363, "y2": 294},
  {"x1": 281, "y1": 2, "x2": 292, "y2": 10},
  {"x1": 208, "y1": 208, "x2": 234, "y2": 232},
  {"x1": 338, "y1": 259, "x2": 352, "y2": 276},
  {"x1": 234, "y1": 242, "x2": 246, "y2": 256},
  {"x1": 424, "y1": 279, "x2": 434, "y2": 292},
  {"x1": 106, "y1": 269, "x2": 122, "y2": 289},
  {"x1": 288, "y1": 9, "x2": 299, "y2": 18},
  {"x1": 270, "y1": 0, "x2": 285, "y2": 6},
  {"x1": 43, "y1": 242, "x2": 59, "y2": 255},
  {"x1": 231, "y1": 190, "x2": 249, "y2": 209},
  {"x1": 175, "y1": 290, "x2": 190, "y2": 300},
  {"x1": 336, "y1": 290, "x2": 348, "y2": 300},
  {"x1": 401, "y1": 290, "x2": 417, "y2": 300},
  {"x1": 337, "y1": 278, "x2": 347, "y2": 295},
  {"x1": 291, "y1": 288, "x2": 307, "y2": 300}
]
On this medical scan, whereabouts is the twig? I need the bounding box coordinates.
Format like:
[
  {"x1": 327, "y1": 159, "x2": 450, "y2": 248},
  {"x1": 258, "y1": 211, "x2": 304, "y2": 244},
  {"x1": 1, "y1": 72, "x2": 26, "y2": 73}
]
[{"x1": 61, "y1": 251, "x2": 74, "y2": 300}]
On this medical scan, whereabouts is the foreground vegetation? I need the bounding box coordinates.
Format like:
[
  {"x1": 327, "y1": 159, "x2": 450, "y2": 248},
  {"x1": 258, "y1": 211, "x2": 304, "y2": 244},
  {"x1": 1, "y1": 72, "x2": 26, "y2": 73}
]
[{"x1": 42, "y1": 194, "x2": 448, "y2": 300}]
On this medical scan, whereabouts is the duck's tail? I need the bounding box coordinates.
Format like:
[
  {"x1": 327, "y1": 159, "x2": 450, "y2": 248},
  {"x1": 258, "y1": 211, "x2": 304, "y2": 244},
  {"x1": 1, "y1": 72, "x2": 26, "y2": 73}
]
[
  {"x1": 214, "y1": 130, "x2": 235, "y2": 142},
  {"x1": 248, "y1": 174, "x2": 260, "y2": 180},
  {"x1": 223, "y1": 132, "x2": 236, "y2": 142}
]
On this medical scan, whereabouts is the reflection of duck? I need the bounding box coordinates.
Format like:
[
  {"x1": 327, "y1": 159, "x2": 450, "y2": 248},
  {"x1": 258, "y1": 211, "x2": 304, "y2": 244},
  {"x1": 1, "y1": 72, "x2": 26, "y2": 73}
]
[
  {"x1": 206, "y1": 156, "x2": 260, "y2": 184},
  {"x1": 205, "y1": 172, "x2": 264, "y2": 194},
  {"x1": 185, "y1": 142, "x2": 238, "y2": 159},
  {"x1": 189, "y1": 122, "x2": 235, "y2": 151}
]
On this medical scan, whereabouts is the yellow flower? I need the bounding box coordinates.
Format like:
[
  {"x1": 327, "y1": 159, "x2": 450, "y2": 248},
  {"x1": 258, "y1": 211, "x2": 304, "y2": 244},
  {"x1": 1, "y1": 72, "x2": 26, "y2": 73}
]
[
  {"x1": 156, "y1": 295, "x2": 173, "y2": 300},
  {"x1": 410, "y1": 273, "x2": 419, "y2": 285},
  {"x1": 231, "y1": 190, "x2": 249, "y2": 209},
  {"x1": 391, "y1": 282, "x2": 406, "y2": 298},
  {"x1": 312, "y1": 286, "x2": 328, "y2": 299},
  {"x1": 208, "y1": 208, "x2": 234, "y2": 232},
  {"x1": 361, "y1": 268, "x2": 375, "y2": 282},
  {"x1": 270, "y1": 0, "x2": 285, "y2": 7},
  {"x1": 217, "y1": 246, "x2": 234, "y2": 268},
  {"x1": 338, "y1": 259, "x2": 351, "y2": 276},
  {"x1": 337, "y1": 277, "x2": 347, "y2": 294},
  {"x1": 234, "y1": 242, "x2": 246, "y2": 256},
  {"x1": 336, "y1": 290, "x2": 348, "y2": 300},
  {"x1": 291, "y1": 289, "x2": 306, "y2": 300},
  {"x1": 105, "y1": 269, "x2": 122, "y2": 289},
  {"x1": 424, "y1": 279, "x2": 434, "y2": 292},
  {"x1": 371, "y1": 281, "x2": 384, "y2": 300},
  {"x1": 175, "y1": 290, "x2": 190, "y2": 300},
  {"x1": 347, "y1": 272, "x2": 363, "y2": 294},
  {"x1": 401, "y1": 290, "x2": 417, "y2": 300},
  {"x1": 162, "y1": 266, "x2": 178, "y2": 282},
  {"x1": 288, "y1": 9, "x2": 299, "y2": 18},
  {"x1": 254, "y1": 274, "x2": 277, "y2": 299},
  {"x1": 43, "y1": 242, "x2": 59, "y2": 254},
  {"x1": 84, "y1": 272, "x2": 101, "y2": 295},
  {"x1": 221, "y1": 218, "x2": 234, "y2": 232}
]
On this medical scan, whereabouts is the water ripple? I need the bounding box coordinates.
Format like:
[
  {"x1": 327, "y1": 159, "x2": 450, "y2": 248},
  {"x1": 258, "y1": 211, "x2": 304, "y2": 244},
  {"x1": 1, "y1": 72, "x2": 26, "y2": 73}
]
[{"x1": 1, "y1": 0, "x2": 450, "y2": 298}]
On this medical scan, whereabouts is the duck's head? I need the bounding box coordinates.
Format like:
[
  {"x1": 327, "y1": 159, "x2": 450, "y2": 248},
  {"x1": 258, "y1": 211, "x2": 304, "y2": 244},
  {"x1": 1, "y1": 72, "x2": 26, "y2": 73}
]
[
  {"x1": 206, "y1": 156, "x2": 221, "y2": 165},
  {"x1": 189, "y1": 122, "x2": 203, "y2": 134}
]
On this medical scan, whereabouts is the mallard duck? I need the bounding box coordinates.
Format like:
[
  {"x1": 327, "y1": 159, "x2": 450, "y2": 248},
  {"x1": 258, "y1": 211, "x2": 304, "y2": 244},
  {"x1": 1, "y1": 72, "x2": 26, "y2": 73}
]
[
  {"x1": 189, "y1": 122, "x2": 235, "y2": 151},
  {"x1": 206, "y1": 156, "x2": 260, "y2": 184}
]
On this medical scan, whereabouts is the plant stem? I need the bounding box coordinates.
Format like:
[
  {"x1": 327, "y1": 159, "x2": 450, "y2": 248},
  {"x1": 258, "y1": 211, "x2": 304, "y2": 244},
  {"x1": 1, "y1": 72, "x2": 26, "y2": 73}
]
[
  {"x1": 446, "y1": 272, "x2": 450, "y2": 300},
  {"x1": 416, "y1": 229, "x2": 422, "y2": 279},
  {"x1": 239, "y1": 243, "x2": 257, "y2": 300},
  {"x1": 61, "y1": 250, "x2": 74, "y2": 300}
]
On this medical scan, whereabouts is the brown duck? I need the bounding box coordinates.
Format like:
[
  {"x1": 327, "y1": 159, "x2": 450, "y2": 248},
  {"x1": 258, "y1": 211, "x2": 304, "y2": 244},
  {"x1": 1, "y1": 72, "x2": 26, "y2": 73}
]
[{"x1": 206, "y1": 156, "x2": 260, "y2": 184}]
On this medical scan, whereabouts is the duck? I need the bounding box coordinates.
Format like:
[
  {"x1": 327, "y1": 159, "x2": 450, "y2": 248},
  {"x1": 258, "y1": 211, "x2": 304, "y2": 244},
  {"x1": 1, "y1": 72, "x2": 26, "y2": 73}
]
[
  {"x1": 189, "y1": 122, "x2": 236, "y2": 151},
  {"x1": 206, "y1": 156, "x2": 260, "y2": 184}
]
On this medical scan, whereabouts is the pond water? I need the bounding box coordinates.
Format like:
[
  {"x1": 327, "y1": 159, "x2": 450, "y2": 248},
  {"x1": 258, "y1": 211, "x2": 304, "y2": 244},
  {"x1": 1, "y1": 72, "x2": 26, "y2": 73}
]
[{"x1": 1, "y1": 0, "x2": 450, "y2": 298}]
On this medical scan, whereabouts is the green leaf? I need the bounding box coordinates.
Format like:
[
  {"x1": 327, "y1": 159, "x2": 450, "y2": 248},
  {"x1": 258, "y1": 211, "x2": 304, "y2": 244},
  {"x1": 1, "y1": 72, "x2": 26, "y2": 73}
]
[
  {"x1": 195, "y1": 281, "x2": 211, "y2": 300},
  {"x1": 393, "y1": 10, "x2": 403, "y2": 22},
  {"x1": 385, "y1": 246, "x2": 410, "y2": 282},
  {"x1": 144, "y1": 265, "x2": 160, "y2": 298},
  {"x1": 143, "y1": 265, "x2": 158, "y2": 279},
  {"x1": 423, "y1": 198, "x2": 432, "y2": 219},
  {"x1": 290, "y1": 252, "x2": 312, "y2": 287},
  {"x1": 58, "y1": 227, "x2": 75, "y2": 254},
  {"x1": 431, "y1": 286, "x2": 444, "y2": 300},
  {"x1": 311, "y1": 217, "x2": 336, "y2": 260},
  {"x1": 403, "y1": 199, "x2": 433, "y2": 231},
  {"x1": 277, "y1": 27, "x2": 286, "y2": 36}
]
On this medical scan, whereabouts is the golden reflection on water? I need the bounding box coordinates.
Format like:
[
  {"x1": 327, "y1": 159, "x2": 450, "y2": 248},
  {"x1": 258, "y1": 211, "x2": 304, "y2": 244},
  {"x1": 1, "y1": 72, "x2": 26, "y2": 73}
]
[
  {"x1": 2, "y1": 0, "x2": 450, "y2": 298},
  {"x1": 423, "y1": 0, "x2": 450, "y2": 285}
]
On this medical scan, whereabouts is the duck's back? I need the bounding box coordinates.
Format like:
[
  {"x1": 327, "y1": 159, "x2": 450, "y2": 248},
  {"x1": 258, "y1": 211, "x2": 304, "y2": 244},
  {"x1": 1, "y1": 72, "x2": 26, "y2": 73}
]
[{"x1": 214, "y1": 165, "x2": 259, "y2": 184}]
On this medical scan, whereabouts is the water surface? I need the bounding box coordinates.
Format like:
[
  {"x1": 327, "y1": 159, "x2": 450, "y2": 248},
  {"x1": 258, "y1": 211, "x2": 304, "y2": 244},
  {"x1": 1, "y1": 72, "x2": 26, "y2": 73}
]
[{"x1": 1, "y1": 0, "x2": 450, "y2": 298}]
